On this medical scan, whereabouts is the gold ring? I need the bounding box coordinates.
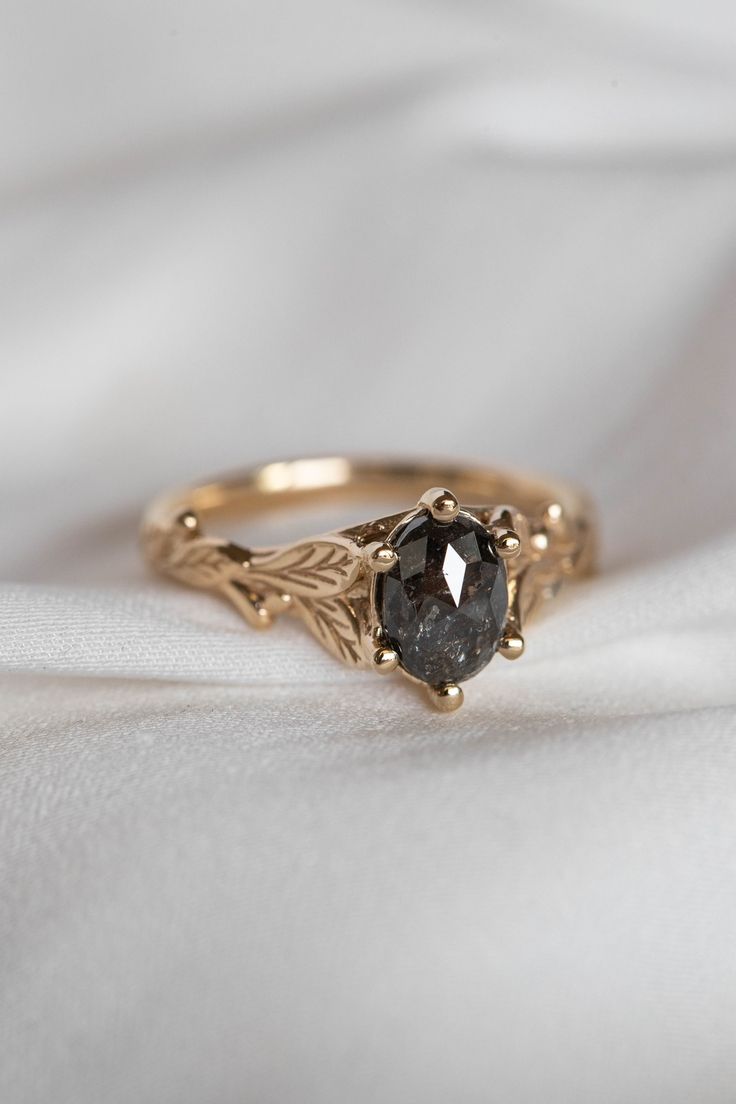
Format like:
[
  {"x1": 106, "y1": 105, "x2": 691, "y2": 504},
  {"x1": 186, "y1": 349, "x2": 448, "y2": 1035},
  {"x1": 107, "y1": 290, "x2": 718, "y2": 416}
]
[{"x1": 141, "y1": 457, "x2": 596, "y2": 711}]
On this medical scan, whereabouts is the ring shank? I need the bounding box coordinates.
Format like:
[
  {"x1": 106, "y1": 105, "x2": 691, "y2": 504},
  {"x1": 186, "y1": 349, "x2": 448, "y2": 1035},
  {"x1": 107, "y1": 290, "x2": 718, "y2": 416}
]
[{"x1": 145, "y1": 456, "x2": 594, "y2": 539}]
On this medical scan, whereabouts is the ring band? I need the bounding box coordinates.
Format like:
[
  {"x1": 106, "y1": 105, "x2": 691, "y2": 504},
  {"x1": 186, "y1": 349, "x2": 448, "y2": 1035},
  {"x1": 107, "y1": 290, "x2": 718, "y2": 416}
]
[{"x1": 141, "y1": 457, "x2": 596, "y2": 711}]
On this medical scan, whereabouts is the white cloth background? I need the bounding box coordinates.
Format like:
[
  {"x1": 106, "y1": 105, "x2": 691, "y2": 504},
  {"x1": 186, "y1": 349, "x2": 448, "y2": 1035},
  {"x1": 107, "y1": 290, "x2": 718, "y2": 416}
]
[{"x1": 1, "y1": 1, "x2": 736, "y2": 1101}]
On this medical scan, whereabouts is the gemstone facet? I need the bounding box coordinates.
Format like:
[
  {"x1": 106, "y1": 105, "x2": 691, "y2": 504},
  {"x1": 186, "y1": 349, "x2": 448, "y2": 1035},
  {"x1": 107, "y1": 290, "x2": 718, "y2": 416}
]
[{"x1": 376, "y1": 510, "x2": 508, "y2": 686}]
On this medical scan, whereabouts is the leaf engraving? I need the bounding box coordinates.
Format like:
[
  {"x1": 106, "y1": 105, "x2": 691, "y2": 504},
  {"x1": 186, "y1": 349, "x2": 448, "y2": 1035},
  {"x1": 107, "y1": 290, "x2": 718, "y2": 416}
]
[
  {"x1": 294, "y1": 594, "x2": 364, "y2": 666},
  {"x1": 142, "y1": 525, "x2": 235, "y2": 589},
  {"x1": 143, "y1": 526, "x2": 367, "y2": 661},
  {"x1": 166, "y1": 540, "x2": 235, "y2": 587},
  {"x1": 247, "y1": 541, "x2": 359, "y2": 598}
]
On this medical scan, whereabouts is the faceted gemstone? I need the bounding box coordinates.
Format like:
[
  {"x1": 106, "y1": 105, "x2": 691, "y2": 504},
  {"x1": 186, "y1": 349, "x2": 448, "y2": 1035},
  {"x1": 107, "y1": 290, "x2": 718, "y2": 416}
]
[{"x1": 376, "y1": 510, "x2": 508, "y2": 685}]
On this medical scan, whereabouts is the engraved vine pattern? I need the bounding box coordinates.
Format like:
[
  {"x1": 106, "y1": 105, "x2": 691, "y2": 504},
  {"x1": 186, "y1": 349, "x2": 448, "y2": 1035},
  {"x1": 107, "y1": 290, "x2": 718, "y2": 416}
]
[
  {"x1": 142, "y1": 524, "x2": 367, "y2": 666},
  {"x1": 141, "y1": 526, "x2": 239, "y2": 588},
  {"x1": 293, "y1": 594, "x2": 363, "y2": 665},
  {"x1": 247, "y1": 542, "x2": 358, "y2": 597}
]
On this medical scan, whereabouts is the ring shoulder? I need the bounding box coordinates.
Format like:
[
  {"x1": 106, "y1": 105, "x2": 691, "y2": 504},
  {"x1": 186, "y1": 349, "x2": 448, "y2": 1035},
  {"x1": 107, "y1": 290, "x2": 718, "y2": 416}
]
[
  {"x1": 141, "y1": 520, "x2": 241, "y2": 589},
  {"x1": 142, "y1": 516, "x2": 374, "y2": 664},
  {"x1": 247, "y1": 538, "x2": 362, "y2": 598}
]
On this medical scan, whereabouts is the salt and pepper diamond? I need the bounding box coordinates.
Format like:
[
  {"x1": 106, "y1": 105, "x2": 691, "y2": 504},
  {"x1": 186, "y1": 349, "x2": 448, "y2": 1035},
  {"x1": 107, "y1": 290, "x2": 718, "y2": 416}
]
[{"x1": 375, "y1": 509, "x2": 509, "y2": 687}]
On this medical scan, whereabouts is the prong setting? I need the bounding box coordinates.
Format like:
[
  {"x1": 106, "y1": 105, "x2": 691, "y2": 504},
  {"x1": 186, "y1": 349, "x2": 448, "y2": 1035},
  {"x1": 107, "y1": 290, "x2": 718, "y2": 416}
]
[
  {"x1": 418, "y1": 487, "x2": 460, "y2": 524},
  {"x1": 372, "y1": 646, "x2": 399, "y2": 674},
  {"x1": 428, "y1": 683, "x2": 464, "y2": 712},
  {"x1": 499, "y1": 630, "x2": 525, "y2": 659},
  {"x1": 493, "y1": 528, "x2": 522, "y2": 559},
  {"x1": 365, "y1": 543, "x2": 398, "y2": 573}
]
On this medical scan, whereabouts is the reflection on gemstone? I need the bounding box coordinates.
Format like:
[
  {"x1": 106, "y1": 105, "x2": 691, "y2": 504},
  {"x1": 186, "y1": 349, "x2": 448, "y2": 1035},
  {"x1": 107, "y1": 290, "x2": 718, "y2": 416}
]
[
  {"x1": 442, "y1": 542, "x2": 466, "y2": 607},
  {"x1": 376, "y1": 510, "x2": 508, "y2": 685}
]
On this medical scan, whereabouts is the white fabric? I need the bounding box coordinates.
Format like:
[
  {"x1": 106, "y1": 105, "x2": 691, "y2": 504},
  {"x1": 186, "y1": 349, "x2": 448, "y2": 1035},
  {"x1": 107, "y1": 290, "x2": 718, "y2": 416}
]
[{"x1": 2, "y1": 1, "x2": 736, "y2": 1101}]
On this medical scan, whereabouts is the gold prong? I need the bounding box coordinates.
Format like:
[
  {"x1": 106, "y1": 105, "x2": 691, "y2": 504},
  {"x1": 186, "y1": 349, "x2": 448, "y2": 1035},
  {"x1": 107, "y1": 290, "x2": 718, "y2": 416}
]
[
  {"x1": 373, "y1": 647, "x2": 399, "y2": 674},
  {"x1": 365, "y1": 543, "x2": 398, "y2": 573},
  {"x1": 419, "y1": 487, "x2": 460, "y2": 523},
  {"x1": 499, "y1": 630, "x2": 525, "y2": 660},
  {"x1": 428, "y1": 683, "x2": 464, "y2": 712},
  {"x1": 493, "y1": 528, "x2": 521, "y2": 559}
]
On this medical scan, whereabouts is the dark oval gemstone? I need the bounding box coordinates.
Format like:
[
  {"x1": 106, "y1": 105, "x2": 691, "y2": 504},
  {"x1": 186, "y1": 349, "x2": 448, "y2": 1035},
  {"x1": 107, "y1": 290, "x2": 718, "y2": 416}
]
[{"x1": 376, "y1": 510, "x2": 508, "y2": 686}]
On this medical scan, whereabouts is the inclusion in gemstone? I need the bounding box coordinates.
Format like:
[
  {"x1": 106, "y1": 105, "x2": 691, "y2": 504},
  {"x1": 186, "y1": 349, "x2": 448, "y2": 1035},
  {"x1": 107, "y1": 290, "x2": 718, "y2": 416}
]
[{"x1": 375, "y1": 510, "x2": 508, "y2": 685}]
